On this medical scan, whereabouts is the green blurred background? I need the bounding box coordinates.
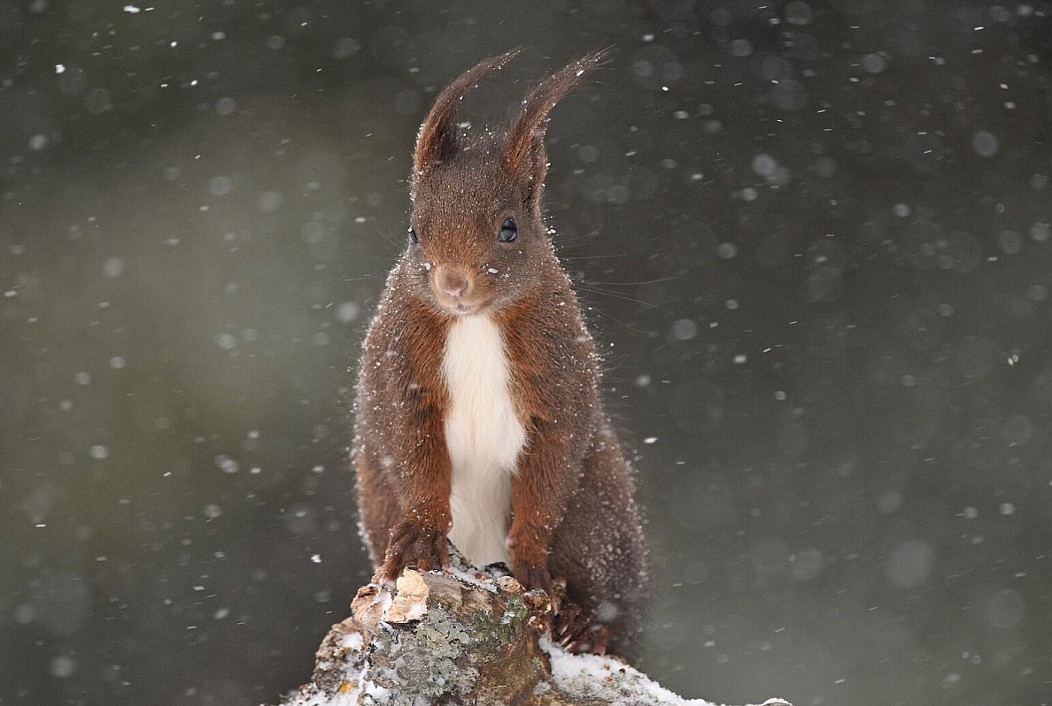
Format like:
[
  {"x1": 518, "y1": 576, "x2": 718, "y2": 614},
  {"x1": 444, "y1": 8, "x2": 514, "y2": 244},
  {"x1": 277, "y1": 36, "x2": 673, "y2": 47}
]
[{"x1": 2, "y1": 1, "x2": 1051, "y2": 704}]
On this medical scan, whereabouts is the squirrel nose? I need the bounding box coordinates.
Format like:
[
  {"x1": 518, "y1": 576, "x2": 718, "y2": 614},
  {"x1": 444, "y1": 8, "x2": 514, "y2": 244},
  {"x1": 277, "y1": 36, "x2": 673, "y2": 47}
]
[
  {"x1": 435, "y1": 267, "x2": 469, "y2": 298},
  {"x1": 442, "y1": 280, "x2": 466, "y2": 298}
]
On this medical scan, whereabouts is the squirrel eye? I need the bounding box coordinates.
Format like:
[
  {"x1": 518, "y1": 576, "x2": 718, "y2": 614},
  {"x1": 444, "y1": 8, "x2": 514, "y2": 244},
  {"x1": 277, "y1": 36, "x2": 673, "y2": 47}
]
[
  {"x1": 407, "y1": 226, "x2": 418, "y2": 244},
  {"x1": 498, "y1": 217, "x2": 517, "y2": 243}
]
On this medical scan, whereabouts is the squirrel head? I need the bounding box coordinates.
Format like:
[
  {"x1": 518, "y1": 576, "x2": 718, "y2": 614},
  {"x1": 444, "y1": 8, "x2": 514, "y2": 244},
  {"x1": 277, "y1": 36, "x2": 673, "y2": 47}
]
[{"x1": 402, "y1": 49, "x2": 607, "y2": 317}]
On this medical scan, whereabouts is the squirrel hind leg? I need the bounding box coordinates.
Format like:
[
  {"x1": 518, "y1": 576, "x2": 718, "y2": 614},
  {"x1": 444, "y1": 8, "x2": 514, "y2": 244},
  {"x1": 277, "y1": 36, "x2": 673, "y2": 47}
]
[
  {"x1": 354, "y1": 454, "x2": 402, "y2": 569},
  {"x1": 548, "y1": 436, "x2": 647, "y2": 659}
]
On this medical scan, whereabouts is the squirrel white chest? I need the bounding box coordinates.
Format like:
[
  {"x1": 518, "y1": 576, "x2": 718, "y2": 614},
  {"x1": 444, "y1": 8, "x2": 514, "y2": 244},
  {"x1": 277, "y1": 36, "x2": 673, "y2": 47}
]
[{"x1": 441, "y1": 315, "x2": 526, "y2": 567}]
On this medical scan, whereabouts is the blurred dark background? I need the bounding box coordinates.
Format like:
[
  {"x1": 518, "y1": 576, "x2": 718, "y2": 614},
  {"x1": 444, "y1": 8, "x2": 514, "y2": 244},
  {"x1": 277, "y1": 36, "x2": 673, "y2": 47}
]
[{"x1": 2, "y1": 1, "x2": 1051, "y2": 704}]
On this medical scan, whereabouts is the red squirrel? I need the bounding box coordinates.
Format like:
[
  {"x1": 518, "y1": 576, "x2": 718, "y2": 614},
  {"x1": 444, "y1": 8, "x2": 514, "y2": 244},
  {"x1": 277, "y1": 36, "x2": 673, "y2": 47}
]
[{"x1": 352, "y1": 49, "x2": 647, "y2": 657}]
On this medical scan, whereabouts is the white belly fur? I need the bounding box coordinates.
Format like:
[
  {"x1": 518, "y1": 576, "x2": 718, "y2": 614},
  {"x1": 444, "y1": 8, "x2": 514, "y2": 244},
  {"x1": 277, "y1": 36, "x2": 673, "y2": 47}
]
[{"x1": 441, "y1": 315, "x2": 526, "y2": 567}]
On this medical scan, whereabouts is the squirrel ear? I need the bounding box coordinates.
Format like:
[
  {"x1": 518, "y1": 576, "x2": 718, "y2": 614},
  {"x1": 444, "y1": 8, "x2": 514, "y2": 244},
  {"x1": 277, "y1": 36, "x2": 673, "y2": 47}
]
[
  {"x1": 412, "y1": 49, "x2": 522, "y2": 182},
  {"x1": 504, "y1": 49, "x2": 610, "y2": 208}
]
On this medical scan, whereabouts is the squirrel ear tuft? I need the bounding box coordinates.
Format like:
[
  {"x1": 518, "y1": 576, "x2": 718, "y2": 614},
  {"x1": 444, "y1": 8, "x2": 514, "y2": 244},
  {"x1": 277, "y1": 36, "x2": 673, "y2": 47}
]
[
  {"x1": 413, "y1": 49, "x2": 522, "y2": 180},
  {"x1": 503, "y1": 49, "x2": 610, "y2": 206}
]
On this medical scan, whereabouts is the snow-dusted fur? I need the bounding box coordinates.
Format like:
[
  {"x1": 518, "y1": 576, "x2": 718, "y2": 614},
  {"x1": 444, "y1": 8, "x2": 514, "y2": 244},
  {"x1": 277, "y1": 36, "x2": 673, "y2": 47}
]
[{"x1": 352, "y1": 49, "x2": 647, "y2": 658}]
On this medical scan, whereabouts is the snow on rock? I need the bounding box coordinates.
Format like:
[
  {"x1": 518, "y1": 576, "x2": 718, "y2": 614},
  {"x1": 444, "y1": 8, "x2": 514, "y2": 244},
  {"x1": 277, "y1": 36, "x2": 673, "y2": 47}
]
[{"x1": 544, "y1": 639, "x2": 790, "y2": 706}]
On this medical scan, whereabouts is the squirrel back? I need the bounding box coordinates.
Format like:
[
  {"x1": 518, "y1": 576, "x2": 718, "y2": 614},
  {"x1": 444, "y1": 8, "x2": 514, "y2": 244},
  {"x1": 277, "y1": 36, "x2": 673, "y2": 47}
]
[{"x1": 353, "y1": 50, "x2": 647, "y2": 657}]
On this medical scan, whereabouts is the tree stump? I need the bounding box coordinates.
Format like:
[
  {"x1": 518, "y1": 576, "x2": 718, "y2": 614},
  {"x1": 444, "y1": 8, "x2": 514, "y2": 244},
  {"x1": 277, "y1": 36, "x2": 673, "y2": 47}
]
[{"x1": 274, "y1": 558, "x2": 793, "y2": 706}]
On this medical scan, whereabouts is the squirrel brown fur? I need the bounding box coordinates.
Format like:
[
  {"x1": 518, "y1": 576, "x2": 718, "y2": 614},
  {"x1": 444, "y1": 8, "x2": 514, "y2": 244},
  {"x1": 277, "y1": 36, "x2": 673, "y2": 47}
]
[{"x1": 352, "y1": 49, "x2": 647, "y2": 657}]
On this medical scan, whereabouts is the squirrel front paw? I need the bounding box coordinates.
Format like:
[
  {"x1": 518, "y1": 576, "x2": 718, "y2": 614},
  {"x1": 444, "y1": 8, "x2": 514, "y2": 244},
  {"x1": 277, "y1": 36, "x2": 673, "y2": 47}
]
[
  {"x1": 380, "y1": 521, "x2": 450, "y2": 582},
  {"x1": 508, "y1": 534, "x2": 555, "y2": 599},
  {"x1": 510, "y1": 556, "x2": 555, "y2": 602}
]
